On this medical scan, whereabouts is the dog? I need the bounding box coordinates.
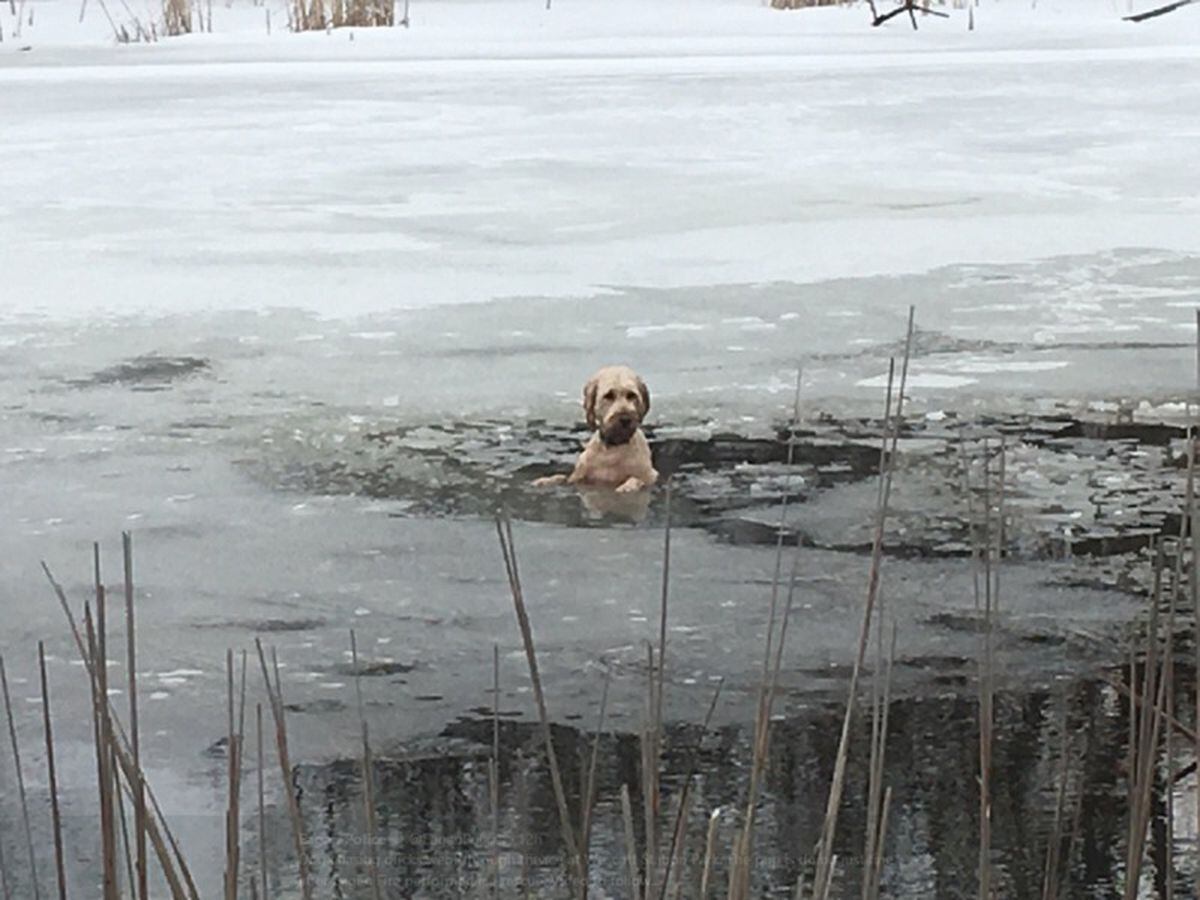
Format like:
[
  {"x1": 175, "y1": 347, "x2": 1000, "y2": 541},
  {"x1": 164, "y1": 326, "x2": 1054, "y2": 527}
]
[{"x1": 533, "y1": 365, "x2": 658, "y2": 493}]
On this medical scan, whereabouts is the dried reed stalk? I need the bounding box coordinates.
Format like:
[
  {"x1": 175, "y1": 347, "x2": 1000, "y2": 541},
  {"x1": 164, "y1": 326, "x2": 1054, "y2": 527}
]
[
  {"x1": 490, "y1": 644, "x2": 501, "y2": 898},
  {"x1": 620, "y1": 783, "x2": 643, "y2": 900},
  {"x1": 83, "y1": 601, "x2": 118, "y2": 900},
  {"x1": 1105, "y1": 674, "x2": 1194, "y2": 745},
  {"x1": 730, "y1": 557, "x2": 800, "y2": 900},
  {"x1": 1191, "y1": 309, "x2": 1199, "y2": 899},
  {"x1": 115, "y1": 751, "x2": 137, "y2": 892},
  {"x1": 350, "y1": 631, "x2": 382, "y2": 900},
  {"x1": 862, "y1": 623, "x2": 897, "y2": 900},
  {"x1": 124, "y1": 532, "x2": 149, "y2": 900},
  {"x1": 494, "y1": 516, "x2": 585, "y2": 892},
  {"x1": 957, "y1": 432, "x2": 983, "y2": 608},
  {"x1": 257, "y1": 703, "x2": 268, "y2": 900},
  {"x1": 92, "y1": 547, "x2": 121, "y2": 900},
  {"x1": 645, "y1": 482, "x2": 674, "y2": 898},
  {"x1": 111, "y1": 762, "x2": 191, "y2": 900},
  {"x1": 659, "y1": 680, "x2": 723, "y2": 900},
  {"x1": 581, "y1": 666, "x2": 612, "y2": 874},
  {"x1": 1040, "y1": 698, "x2": 1072, "y2": 900},
  {"x1": 668, "y1": 787, "x2": 692, "y2": 900},
  {"x1": 223, "y1": 649, "x2": 247, "y2": 900},
  {"x1": 995, "y1": 437, "x2": 1006, "y2": 612},
  {"x1": 699, "y1": 808, "x2": 722, "y2": 900},
  {"x1": 1123, "y1": 545, "x2": 1167, "y2": 899},
  {"x1": 514, "y1": 750, "x2": 532, "y2": 897},
  {"x1": 863, "y1": 613, "x2": 886, "y2": 900},
  {"x1": 254, "y1": 639, "x2": 312, "y2": 900},
  {"x1": 1165, "y1": 534, "x2": 1182, "y2": 899},
  {"x1": 0, "y1": 656, "x2": 40, "y2": 899},
  {"x1": 727, "y1": 367, "x2": 802, "y2": 899},
  {"x1": 38, "y1": 642, "x2": 68, "y2": 900},
  {"x1": 978, "y1": 443, "x2": 996, "y2": 900},
  {"x1": 41, "y1": 559, "x2": 197, "y2": 898},
  {"x1": 808, "y1": 307, "x2": 915, "y2": 899}
]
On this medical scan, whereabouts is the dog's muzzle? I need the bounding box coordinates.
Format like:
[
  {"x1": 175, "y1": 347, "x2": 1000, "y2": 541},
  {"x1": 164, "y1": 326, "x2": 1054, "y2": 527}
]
[{"x1": 602, "y1": 414, "x2": 638, "y2": 446}]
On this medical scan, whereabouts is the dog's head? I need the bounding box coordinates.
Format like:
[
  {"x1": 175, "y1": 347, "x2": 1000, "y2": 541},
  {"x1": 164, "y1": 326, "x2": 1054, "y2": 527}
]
[{"x1": 583, "y1": 365, "x2": 650, "y2": 446}]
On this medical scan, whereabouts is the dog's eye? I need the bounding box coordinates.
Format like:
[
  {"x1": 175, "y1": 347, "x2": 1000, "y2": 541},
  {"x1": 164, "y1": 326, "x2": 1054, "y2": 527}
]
[
  {"x1": 625, "y1": 391, "x2": 638, "y2": 402},
  {"x1": 603, "y1": 390, "x2": 616, "y2": 401}
]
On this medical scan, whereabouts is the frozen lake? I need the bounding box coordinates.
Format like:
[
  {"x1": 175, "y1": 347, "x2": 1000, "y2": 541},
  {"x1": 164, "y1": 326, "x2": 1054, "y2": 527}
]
[
  {"x1": 4, "y1": 0, "x2": 1200, "y2": 320},
  {"x1": 2, "y1": 0, "x2": 1200, "y2": 895}
]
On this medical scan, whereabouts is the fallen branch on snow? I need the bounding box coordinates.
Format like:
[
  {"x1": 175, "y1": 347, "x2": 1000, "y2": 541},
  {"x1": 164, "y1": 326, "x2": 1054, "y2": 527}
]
[{"x1": 1124, "y1": 0, "x2": 1194, "y2": 20}]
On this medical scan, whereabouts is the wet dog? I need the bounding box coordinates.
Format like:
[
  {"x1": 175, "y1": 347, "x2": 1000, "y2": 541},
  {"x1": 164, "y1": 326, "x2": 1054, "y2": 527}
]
[{"x1": 533, "y1": 365, "x2": 658, "y2": 493}]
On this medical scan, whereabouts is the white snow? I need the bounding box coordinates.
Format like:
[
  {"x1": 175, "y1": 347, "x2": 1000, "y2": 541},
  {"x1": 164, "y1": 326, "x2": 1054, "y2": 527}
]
[{"x1": 3, "y1": 0, "x2": 1199, "y2": 321}]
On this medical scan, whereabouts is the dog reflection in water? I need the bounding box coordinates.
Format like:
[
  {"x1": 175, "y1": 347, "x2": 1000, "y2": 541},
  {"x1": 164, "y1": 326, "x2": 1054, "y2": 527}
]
[{"x1": 577, "y1": 485, "x2": 652, "y2": 523}]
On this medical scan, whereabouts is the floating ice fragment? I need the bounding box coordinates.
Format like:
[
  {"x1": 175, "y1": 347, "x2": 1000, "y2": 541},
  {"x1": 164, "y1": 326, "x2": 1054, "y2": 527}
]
[
  {"x1": 625, "y1": 323, "x2": 708, "y2": 339},
  {"x1": 947, "y1": 360, "x2": 1069, "y2": 374},
  {"x1": 857, "y1": 373, "x2": 977, "y2": 389}
]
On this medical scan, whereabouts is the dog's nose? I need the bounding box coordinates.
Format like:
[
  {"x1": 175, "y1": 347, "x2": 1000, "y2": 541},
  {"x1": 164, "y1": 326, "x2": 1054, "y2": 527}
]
[{"x1": 618, "y1": 414, "x2": 634, "y2": 426}]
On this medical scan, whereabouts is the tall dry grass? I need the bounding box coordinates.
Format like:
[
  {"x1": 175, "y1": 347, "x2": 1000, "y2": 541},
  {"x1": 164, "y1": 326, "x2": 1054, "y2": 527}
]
[{"x1": 289, "y1": 0, "x2": 394, "y2": 33}]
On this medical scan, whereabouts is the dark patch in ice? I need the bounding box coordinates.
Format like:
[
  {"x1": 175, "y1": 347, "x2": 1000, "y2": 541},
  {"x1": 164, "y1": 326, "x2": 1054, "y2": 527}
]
[
  {"x1": 75, "y1": 354, "x2": 211, "y2": 391},
  {"x1": 195, "y1": 617, "x2": 327, "y2": 633},
  {"x1": 284, "y1": 698, "x2": 346, "y2": 714},
  {"x1": 27, "y1": 410, "x2": 81, "y2": 424},
  {"x1": 333, "y1": 660, "x2": 416, "y2": 677},
  {"x1": 168, "y1": 420, "x2": 232, "y2": 431},
  {"x1": 204, "y1": 736, "x2": 231, "y2": 758},
  {"x1": 281, "y1": 680, "x2": 1137, "y2": 898},
  {"x1": 879, "y1": 196, "x2": 982, "y2": 211},
  {"x1": 426, "y1": 342, "x2": 576, "y2": 359},
  {"x1": 1067, "y1": 530, "x2": 1161, "y2": 558},
  {"x1": 898, "y1": 654, "x2": 970, "y2": 672},
  {"x1": 1047, "y1": 420, "x2": 1186, "y2": 447},
  {"x1": 245, "y1": 410, "x2": 1188, "y2": 596}
]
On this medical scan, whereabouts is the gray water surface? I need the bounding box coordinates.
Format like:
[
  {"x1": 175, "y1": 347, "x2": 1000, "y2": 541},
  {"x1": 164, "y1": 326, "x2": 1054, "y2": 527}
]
[{"x1": 0, "y1": 253, "x2": 1195, "y2": 896}]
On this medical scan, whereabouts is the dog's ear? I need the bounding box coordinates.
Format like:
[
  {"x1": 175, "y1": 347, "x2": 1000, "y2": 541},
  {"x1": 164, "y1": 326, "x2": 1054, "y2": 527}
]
[
  {"x1": 582, "y1": 377, "x2": 599, "y2": 430},
  {"x1": 636, "y1": 377, "x2": 650, "y2": 419}
]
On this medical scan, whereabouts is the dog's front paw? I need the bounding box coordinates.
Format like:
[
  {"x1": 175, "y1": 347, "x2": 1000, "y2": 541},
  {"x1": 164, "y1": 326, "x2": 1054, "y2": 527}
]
[
  {"x1": 532, "y1": 474, "x2": 569, "y2": 488},
  {"x1": 614, "y1": 477, "x2": 644, "y2": 494}
]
